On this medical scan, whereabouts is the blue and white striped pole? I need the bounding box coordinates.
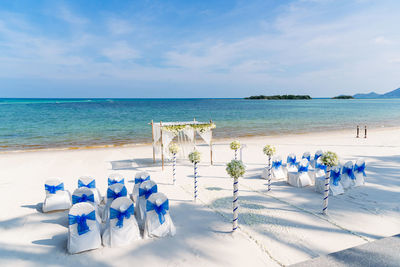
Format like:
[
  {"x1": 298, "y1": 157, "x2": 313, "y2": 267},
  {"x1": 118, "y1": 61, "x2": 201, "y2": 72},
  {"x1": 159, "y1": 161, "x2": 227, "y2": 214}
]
[
  {"x1": 233, "y1": 177, "x2": 239, "y2": 231},
  {"x1": 234, "y1": 149, "x2": 238, "y2": 160},
  {"x1": 194, "y1": 162, "x2": 198, "y2": 201},
  {"x1": 267, "y1": 156, "x2": 272, "y2": 192},
  {"x1": 173, "y1": 153, "x2": 176, "y2": 185},
  {"x1": 323, "y1": 167, "x2": 331, "y2": 214}
]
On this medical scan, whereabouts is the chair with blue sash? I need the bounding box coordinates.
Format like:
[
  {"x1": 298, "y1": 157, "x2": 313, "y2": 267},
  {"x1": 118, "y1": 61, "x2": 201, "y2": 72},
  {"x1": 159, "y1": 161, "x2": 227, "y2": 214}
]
[
  {"x1": 288, "y1": 159, "x2": 312, "y2": 187},
  {"x1": 341, "y1": 161, "x2": 356, "y2": 190},
  {"x1": 285, "y1": 153, "x2": 298, "y2": 176},
  {"x1": 271, "y1": 156, "x2": 286, "y2": 180},
  {"x1": 315, "y1": 165, "x2": 344, "y2": 196},
  {"x1": 67, "y1": 202, "x2": 101, "y2": 254},
  {"x1": 78, "y1": 176, "x2": 102, "y2": 204},
  {"x1": 312, "y1": 150, "x2": 323, "y2": 168},
  {"x1": 42, "y1": 178, "x2": 71, "y2": 213},
  {"x1": 144, "y1": 193, "x2": 176, "y2": 238},
  {"x1": 136, "y1": 180, "x2": 158, "y2": 229},
  {"x1": 302, "y1": 152, "x2": 311, "y2": 162},
  {"x1": 107, "y1": 173, "x2": 125, "y2": 187},
  {"x1": 353, "y1": 159, "x2": 366, "y2": 187},
  {"x1": 131, "y1": 171, "x2": 151, "y2": 204},
  {"x1": 103, "y1": 183, "x2": 128, "y2": 222},
  {"x1": 102, "y1": 197, "x2": 140, "y2": 247},
  {"x1": 72, "y1": 188, "x2": 102, "y2": 223}
]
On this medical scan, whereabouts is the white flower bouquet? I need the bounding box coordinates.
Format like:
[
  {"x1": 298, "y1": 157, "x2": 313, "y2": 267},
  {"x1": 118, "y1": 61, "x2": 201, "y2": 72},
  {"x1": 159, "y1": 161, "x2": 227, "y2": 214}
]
[
  {"x1": 230, "y1": 140, "x2": 241, "y2": 151},
  {"x1": 320, "y1": 151, "x2": 339, "y2": 167},
  {"x1": 169, "y1": 143, "x2": 179, "y2": 154},
  {"x1": 226, "y1": 160, "x2": 246, "y2": 178},
  {"x1": 263, "y1": 145, "x2": 276, "y2": 157},
  {"x1": 189, "y1": 150, "x2": 201, "y2": 163}
]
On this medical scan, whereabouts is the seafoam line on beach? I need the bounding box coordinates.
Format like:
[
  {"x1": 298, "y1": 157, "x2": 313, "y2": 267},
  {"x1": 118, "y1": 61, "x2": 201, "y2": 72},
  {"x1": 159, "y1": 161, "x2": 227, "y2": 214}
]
[
  {"x1": 240, "y1": 182, "x2": 370, "y2": 243},
  {"x1": 176, "y1": 183, "x2": 284, "y2": 267}
]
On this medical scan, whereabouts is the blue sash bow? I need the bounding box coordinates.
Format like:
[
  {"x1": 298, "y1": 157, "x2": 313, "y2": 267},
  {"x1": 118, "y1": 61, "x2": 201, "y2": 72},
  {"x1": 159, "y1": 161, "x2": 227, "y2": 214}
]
[
  {"x1": 342, "y1": 166, "x2": 356, "y2": 180},
  {"x1": 135, "y1": 176, "x2": 150, "y2": 184},
  {"x1": 108, "y1": 178, "x2": 125, "y2": 186},
  {"x1": 314, "y1": 153, "x2": 322, "y2": 161},
  {"x1": 78, "y1": 179, "x2": 96, "y2": 189},
  {"x1": 139, "y1": 185, "x2": 158, "y2": 199},
  {"x1": 109, "y1": 204, "x2": 134, "y2": 228},
  {"x1": 354, "y1": 163, "x2": 366, "y2": 177},
  {"x1": 287, "y1": 156, "x2": 297, "y2": 166},
  {"x1": 107, "y1": 186, "x2": 127, "y2": 200},
  {"x1": 315, "y1": 162, "x2": 327, "y2": 171},
  {"x1": 72, "y1": 193, "x2": 95, "y2": 204},
  {"x1": 272, "y1": 160, "x2": 282, "y2": 169},
  {"x1": 302, "y1": 155, "x2": 311, "y2": 161},
  {"x1": 330, "y1": 170, "x2": 341, "y2": 186},
  {"x1": 45, "y1": 183, "x2": 64, "y2": 194},
  {"x1": 68, "y1": 210, "x2": 96, "y2": 235},
  {"x1": 298, "y1": 165, "x2": 308, "y2": 173},
  {"x1": 146, "y1": 199, "x2": 169, "y2": 224}
]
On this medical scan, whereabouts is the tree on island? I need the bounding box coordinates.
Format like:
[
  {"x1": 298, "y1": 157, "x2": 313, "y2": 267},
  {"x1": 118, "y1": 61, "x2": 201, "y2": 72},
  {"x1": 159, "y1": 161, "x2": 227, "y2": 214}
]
[
  {"x1": 245, "y1": 95, "x2": 312, "y2": 100},
  {"x1": 332, "y1": 95, "x2": 354, "y2": 99}
]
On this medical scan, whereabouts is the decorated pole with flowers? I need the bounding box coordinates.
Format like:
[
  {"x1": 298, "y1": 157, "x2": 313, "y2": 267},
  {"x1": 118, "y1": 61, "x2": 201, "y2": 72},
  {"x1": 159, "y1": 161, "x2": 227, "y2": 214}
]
[
  {"x1": 169, "y1": 143, "x2": 179, "y2": 185},
  {"x1": 263, "y1": 145, "x2": 276, "y2": 192},
  {"x1": 226, "y1": 159, "x2": 246, "y2": 232},
  {"x1": 189, "y1": 150, "x2": 201, "y2": 202},
  {"x1": 320, "y1": 151, "x2": 339, "y2": 215},
  {"x1": 230, "y1": 140, "x2": 241, "y2": 160}
]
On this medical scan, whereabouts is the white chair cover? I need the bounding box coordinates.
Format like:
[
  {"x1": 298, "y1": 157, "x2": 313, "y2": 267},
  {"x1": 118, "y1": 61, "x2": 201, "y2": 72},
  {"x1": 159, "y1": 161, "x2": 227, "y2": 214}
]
[
  {"x1": 42, "y1": 178, "x2": 71, "y2": 213},
  {"x1": 136, "y1": 180, "x2": 158, "y2": 229},
  {"x1": 302, "y1": 151, "x2": 311, "y2": 162},
  {"x1": 78, "y1": 176, "x2": 102, "y2": 204},
  {"x1": 286, "y1": 153, "x2": 298, "y2": 174},
  {"x1": 315, "y1": 166, "x2": 344, "y2": 196},
  {"x1": 312, "y1": 150, "x2": 323, "y2": 168},
  {"x1": 67, "y1": 202, "x2": 101, "y2": 254},
  {"x1": 108, "y1": 173, "x2": 125, "y2": 186},
  {"x1": 144, "y1": 193, "x2": 176, "y2": 238},
  {"x1": 353, "y1": 159, "x2": 366, "y2": 187},
  {"x1": 103, "y1": 184, "x2": 128, "y2": 222},
  {"x1": 287, "y1": 159, "x2": 312, "y2": 187},
  {"x1": 72, "y1": 188, "x2": 102, "y2": 223},
  {"x1": 132, "y1": 171, "x2": 151, "y2": 204},
  {"x1": 271, "y1": 156, "x2": 286, "y2": 180},
  {"x1": 340, "y1": 161, "x2": 355, "y2": 190},
  {"x1": 102, "y1": 197, "x2": 141, "y2": 247}
]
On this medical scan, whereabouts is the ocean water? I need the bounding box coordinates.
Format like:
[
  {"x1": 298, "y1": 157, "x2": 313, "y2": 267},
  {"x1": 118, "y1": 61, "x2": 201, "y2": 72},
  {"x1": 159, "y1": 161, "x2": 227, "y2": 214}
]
[{"x1": 1, "y1": 98, "x2": 400, "y2": 151}]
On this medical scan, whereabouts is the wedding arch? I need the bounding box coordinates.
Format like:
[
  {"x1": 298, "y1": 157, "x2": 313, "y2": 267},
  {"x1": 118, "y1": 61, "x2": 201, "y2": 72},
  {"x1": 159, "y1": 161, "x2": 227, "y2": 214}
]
[{"x1": 150, "y1": 119, "x2": 216, "y2": 169}]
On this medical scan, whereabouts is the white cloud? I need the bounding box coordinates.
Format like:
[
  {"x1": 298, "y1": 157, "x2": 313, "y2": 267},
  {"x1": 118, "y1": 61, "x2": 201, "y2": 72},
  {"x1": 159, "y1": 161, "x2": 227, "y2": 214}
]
[
  {"x1": 107, "y1": 18, "x2": 133, "y2": 35},
  {"x1": 57, "y1": 6, "x2": 88, "y2": 25},
  {"x1": 373, "y1": 36, "x2": 393, "y2": 45},
  {"x1": 101, "y1": 41, "x2": 140, "y2": 61}
]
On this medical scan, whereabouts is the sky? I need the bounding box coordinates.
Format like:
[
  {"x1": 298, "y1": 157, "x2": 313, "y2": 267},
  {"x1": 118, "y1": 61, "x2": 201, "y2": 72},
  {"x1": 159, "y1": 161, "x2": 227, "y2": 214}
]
[{"x1": 0, "y1": 0, "x2": 399, "y2": 98}]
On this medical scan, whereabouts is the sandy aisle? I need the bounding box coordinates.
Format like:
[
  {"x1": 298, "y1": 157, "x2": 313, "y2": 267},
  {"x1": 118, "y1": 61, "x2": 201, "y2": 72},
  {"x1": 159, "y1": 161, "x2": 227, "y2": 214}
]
[{"x1": 0, "y1": 127, "x2": 399, "y2": 266}]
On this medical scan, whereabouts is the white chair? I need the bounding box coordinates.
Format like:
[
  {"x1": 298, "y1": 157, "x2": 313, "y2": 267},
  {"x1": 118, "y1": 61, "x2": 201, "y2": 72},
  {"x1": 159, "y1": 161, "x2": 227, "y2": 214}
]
[
  {"x1": 302, "y1": 152, "x2": 311, "y2": 162},
  {"x1": 271, "y1": 156, "x2": 286, "y2": 180},
  {"x1": 108, "y1": 173, "x2": 125, "y2": 186},
  {"x1": 102, "y1": 197, "x2": 140, "y2": 247},
  {"x1": 285, "y1": 154, "x2": 298, "y2": 177},
  {"x1": 103, "y1": 184, "x2": 128, "y2": 222},
  {"x1": 67, "y1": 202, "x2": 101, "y2": 254},
  {"x1": 341, "y1": 161, "x2": 356, "y2": 190},
  {"x1": 314, "y1": 158, "x2": 327, "y2": 179},
  {"x1": 353, "y1": 159, "x2": 366, "y2": 187},
  {"x1": 144, "y1": 193, "x2": 176, "y2": 238},
  {"x1": 288, "y1": 159, "x2": 312, "y2": 187},
  {"x1": 312, "y1": 150, "x2": 323, "y2": 168},
  {"x1": 78, "y1": 176, "x2": 102, "y2": 204},
  {"x1": 72, "y1": 188, "x2": 102, "y2": 223},
  {"x1": 136, "y1": 180, "x2": 158, "y2": 229},
  {"x1": 132, "y1": 171, "x2": 150, "y2": 204},
  {"x1": 315, "y1": 166, "x2": 344, "y2": 196},
  {"x1": 42, "y1": 179, "x2": 71, "y2": 213}
]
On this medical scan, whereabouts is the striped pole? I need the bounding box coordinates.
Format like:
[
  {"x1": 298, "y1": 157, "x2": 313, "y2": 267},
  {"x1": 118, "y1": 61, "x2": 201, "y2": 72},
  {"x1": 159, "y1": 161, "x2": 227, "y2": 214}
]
[
  {"x1": 173, "y1": 153, "x2": 176, "y2": 185},
  {"x1": 232, "y1": 177, "x2": 239, "y2": 231},
  {"x1": 194, "y1": 162, "x2": 198, "y2": 201},
  {"x1": 323, "y1": 167, "x2": 331, "y2": 214},
  {"x1": 267, "y1": 156, "x2": 272, "y2": 192},
  {"x1": 234, "y1": 149, "x2": 238, "y2": 160}
]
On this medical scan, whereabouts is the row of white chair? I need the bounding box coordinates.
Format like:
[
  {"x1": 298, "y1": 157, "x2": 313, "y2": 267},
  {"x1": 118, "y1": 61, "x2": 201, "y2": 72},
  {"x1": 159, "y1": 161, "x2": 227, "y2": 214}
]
[{"x1": 42, "y1": 172, "x2": 175, "y2": 254}]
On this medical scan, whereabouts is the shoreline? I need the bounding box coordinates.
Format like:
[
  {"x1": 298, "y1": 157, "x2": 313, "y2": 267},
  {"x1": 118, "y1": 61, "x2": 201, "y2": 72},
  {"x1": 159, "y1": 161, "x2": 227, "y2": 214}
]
[{"x1": 2, "y1": 124, "x2": 398, "y2": 154}]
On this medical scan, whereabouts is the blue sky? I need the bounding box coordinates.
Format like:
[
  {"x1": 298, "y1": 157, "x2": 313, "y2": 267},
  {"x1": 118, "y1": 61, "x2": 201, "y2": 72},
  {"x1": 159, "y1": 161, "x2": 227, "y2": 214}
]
[{"x1": 0, "y1": 0, "x2": 399, "y2": 98}]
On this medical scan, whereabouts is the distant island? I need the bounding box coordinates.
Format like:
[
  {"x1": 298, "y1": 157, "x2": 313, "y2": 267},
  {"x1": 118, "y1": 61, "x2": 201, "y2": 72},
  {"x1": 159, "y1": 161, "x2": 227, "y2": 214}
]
[
  {"x1": 245, "y1": 95, "x2": 312, "y2": 100},
  {"x1": 354, "y1": 87, "x2": 400, "y2": 99},
  {"x1": 332, "y1": 95, "x2": 354, "y2": 99}
]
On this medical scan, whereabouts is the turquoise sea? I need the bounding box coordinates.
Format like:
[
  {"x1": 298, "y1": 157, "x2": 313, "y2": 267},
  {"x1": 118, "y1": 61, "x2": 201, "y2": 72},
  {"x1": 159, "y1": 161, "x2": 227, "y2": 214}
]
[{"x1": 1, "y1": 98, "x2": 400, "y2": 151}]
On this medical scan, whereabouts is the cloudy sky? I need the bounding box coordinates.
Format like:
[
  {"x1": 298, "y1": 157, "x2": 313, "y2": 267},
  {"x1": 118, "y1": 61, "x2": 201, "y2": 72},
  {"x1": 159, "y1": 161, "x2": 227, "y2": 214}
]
[{"x1": 0, "y1": 0, "x2": 399, "y2": 98}]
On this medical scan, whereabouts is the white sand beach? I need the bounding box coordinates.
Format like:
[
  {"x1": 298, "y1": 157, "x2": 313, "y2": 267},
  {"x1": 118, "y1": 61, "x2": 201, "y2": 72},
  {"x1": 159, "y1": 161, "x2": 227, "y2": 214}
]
[{"x1": 0, "y1": 127, "x2": 399, "y2": 266}]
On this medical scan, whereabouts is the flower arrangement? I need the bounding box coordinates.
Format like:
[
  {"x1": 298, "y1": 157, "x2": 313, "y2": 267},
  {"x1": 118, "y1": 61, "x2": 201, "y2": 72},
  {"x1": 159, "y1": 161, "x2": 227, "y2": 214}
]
[
  {"x1": 226, "y1": 160, "x2": 246, "y2": 178},
  {"x1": 163, "y1": 123, "x2": 216, "y2": 135},
  {"x1": 163, "y1": 125, "x2": 188, "y2": 135},
  {"x1": 320, "y1": 151, "x2": 339, "y2": 167},
  {"x1": 169, "y1": 143, "x2": 179, "y2": 154},
  {"x1": 230, "y1": 140, "x2": 241, "y2": 151},
  {"x1": 191, "y1": 123, "x2": 216, "y2": 133},
  {"x1": 263, "y1": 145, "x2": 276, "y2": 157},
  {"x1": 189, "y1": 150, "x2": 201, "y2": 163}
]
